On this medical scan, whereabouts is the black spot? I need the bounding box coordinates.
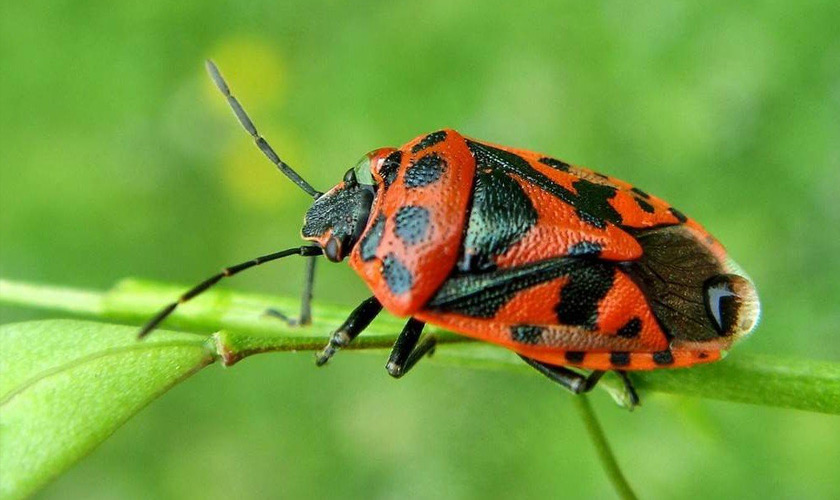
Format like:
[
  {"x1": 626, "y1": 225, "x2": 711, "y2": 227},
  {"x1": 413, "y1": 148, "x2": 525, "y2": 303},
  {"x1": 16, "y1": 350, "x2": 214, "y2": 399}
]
[
  {"x1": 567, "y1": 241, "x2": 602, "y2": 257},
  {"x1": 467, "y1": 141, "x2": 624, "y2": 229},
  {"x1": 429, "y1": 257, "x2": 604, "y2": 319},
  {"x1": 617, "y1": 317, "x2": 642, "y2": 339},
  {"x1": 698, "y1": 352, "x2": 709, "y2": 359},
  {"x1": 538, "y1": 156, "x2": 571, "y2": 172},
  {"x1": 404, "y1": 153, "x2": 445, "y2": 188},
  {"x1": 359, "y1": 214, "x2": 385, "y2": 262},
  {"x1": 510, "y1": 325, "x2": 545, "y2": 345},
  {"x1": 634, "y1": 196, "x2": 655, "y2": 213},
  {"x1": 555, "y1": 262, "x2": 615, "y2": 328},
  {"x1": 459, "y1": 165, "x2": 538, "y2": 272},
  {"x1": 610, "y1": 351, "x2": 631, "y2": 366},
  {"x1": 570, "y1": 179, "x2": 622, "y2": 229},
  {"x1": 653, "y1": 350, "x2": 674, "y2": 365},
  {"x1": 669, "y1": 207, "x2": 688, "y2": 223},
  {"x1": 411, "y1": 130, "x2": 447, "y2": 153},
  {"x1": 631, "y1": 187, "x2": 650, "y2": 199},
  {"x1": 383, "y1": 253, "x2": 413, "y2": 295},
  {"x1": 394, "y1": 206, "x2": 430, "y2": 246},
  {"x1": 380, "y1": 151, "x2": 402, "y2": 188},
  {"x1": 565, "y1": 351, "x2": 585, "y2": 363}
]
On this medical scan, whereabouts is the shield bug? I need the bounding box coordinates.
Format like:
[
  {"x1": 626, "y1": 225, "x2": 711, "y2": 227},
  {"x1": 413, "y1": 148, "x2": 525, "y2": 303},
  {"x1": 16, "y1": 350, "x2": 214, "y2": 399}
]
[{"x1": 139, "y1": 61, "x2": 760, "y2": 407}]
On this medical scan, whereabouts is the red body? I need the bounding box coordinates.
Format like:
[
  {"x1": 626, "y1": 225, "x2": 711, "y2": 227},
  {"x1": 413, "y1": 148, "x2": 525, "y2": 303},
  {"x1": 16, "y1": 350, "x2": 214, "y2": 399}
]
[{"x1": 311, "y1": 129, "x2": 759, "y2": 371}]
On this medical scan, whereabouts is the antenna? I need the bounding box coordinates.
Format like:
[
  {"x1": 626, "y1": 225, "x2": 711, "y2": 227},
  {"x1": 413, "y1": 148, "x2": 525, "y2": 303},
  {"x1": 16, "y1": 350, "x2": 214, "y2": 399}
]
[
  {"x1": 205, "y1": 60, "x2": 321, "y2": 198},
  {"x1": 137, "y1": 245, "x2": 322, "y2": 338}
]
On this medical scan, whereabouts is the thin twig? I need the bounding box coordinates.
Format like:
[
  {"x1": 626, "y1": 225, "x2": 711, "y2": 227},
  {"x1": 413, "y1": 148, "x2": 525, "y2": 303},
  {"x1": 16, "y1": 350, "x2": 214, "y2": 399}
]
[
  {"x1": 573, "y1": 395, "x2": 638, "y2": 500},
  {"x1": 1, "y1": 277, "x2": 839, "y2": 414}
]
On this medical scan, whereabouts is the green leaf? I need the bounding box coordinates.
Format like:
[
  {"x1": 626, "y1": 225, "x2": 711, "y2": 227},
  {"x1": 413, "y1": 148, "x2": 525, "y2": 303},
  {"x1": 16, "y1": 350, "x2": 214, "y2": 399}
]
[{"x1": 0, "y1": 320, "x2": 214, "y2": 500}]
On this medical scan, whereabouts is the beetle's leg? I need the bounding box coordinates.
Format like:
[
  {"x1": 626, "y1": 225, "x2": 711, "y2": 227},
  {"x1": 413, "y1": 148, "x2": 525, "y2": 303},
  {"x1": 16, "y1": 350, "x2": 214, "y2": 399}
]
[
  {"x1": 519, "y1": 356, "x2": 640, "y2": 408},
  {"x1": 315, "y1": 296, "x2": 382, "y2": 366},
  {"x1": 264, "y1": 255, "x2": 317, "y2": 326},
  {"x1": 614, "y1": 370, "x2": 640, "y2": 407},
  {"x1": 519, "y1": 355, "x2": 603, "y2": 392},
  {"x1": 386, "y1": 318, "x2": 437, "y2": 378}
]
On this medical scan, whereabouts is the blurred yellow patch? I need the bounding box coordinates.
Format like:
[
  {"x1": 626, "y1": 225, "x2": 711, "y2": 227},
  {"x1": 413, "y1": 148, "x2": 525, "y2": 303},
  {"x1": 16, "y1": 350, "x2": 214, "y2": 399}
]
[
  {"x1": 220, "y1": 128, "x2": 306, "y2": 211},
  {"x1": 207, "y1": 36, "x2": 302, "y2": 210},
  {"x1": 204, "y1": 37, "x2": 286, "y2": 112}
]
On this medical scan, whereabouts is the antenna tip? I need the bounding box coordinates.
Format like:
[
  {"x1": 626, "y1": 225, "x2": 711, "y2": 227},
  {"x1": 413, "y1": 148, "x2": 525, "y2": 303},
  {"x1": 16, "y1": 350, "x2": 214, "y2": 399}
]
[{"x1": 205, "y1": 59, "x2": 228, "y2": 94}]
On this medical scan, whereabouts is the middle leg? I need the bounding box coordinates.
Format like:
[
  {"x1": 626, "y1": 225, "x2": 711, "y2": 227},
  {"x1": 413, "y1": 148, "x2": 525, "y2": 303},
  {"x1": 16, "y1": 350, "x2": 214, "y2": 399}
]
[{"x1": 386, "y1": 318, "x2": 437, "y2": 378}]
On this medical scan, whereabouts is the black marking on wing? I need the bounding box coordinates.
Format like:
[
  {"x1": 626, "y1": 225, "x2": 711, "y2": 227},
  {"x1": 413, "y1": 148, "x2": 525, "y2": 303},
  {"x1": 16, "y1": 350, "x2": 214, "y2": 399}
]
[
  {"x1": 669, "y1": 207, "x2": 688, "y2": 223},
  {"x1": 616, "y1": 317, "x2": 642, "y2": 339},
  {"x1": 570, "y1": 179, "x2": 622, "y2": 229},
  {"x1": 610, "y1": 351, "x2": 631, "y2": 366},
  {"x1": 428, "y1": 257, "x2": 614, "y2": 321},
  {"x1": 634, "y1": 196, "x2": 655, "y2": 213},
  {"x1": 459, "y1": 165, "x2": 538, "y2": 272},
  {"x1": 567, "y1": 241, "x2": 603, "y2": 257},
  {"x1": 510, "y1": 325, "x2": 546, "y2": 345},
  {"x1": 653, "y1": 350, "x2": 674, "y2": 365},
  {"x1": 411, "y1": 130, "x2": 448, "y2": 153},
  {"x1": 554, "y1": 261, "x2": 614, "y2": 329},
  {"x1": 538, "y1": 156, "x2": 571, "y2": 172},
  {"x1": 466, "y1": 141, "x2": 623, "y2": 229},
  {"x1": 565, "y1": 351, "x2": 586, "y2": 363}
]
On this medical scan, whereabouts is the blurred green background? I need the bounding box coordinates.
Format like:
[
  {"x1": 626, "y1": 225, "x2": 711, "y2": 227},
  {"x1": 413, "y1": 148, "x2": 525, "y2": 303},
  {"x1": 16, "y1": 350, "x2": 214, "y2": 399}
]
[{"x1": 2, "y1": 0, "x2": 839, "y2": 498}]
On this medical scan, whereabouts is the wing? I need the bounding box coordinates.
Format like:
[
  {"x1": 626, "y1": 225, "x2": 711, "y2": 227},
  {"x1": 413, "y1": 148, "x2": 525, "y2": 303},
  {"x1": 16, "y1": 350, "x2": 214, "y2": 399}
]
[
  {"x1": 457, "y1": 138, "x2": 727, "y2": 270},
  {"x1": 349, "y1": 129, "x2": 476, "y2": 316},
  {"x1": 415, "y1": 256, "x2": 720, "y2": 370}
]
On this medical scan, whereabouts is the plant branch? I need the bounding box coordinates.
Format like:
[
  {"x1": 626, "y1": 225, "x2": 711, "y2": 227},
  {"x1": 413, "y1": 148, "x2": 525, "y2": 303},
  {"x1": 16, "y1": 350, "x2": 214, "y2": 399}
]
[
  {"x1": 573, "y1": 395, "x2": 638, "y2": 500},
  {"x1": 1, "y1": 277, "x2": 839, "y2": 413}
]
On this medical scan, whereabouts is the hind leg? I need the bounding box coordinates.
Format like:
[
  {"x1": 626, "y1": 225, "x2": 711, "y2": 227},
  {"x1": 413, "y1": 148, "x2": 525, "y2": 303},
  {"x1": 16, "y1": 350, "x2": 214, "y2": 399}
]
[{"x1": 519, "y1": 355, "x2": 639, "y2": 408}]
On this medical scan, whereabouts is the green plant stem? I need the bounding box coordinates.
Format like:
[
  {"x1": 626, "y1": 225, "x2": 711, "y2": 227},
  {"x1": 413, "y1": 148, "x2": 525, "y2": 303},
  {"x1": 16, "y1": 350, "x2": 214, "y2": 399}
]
[
  {"x1": 2, "y1": 277, "x2": 840, "y2": 414},
  {"x1": 573, "y1": 395, "x2": 638, "y2": 500}
]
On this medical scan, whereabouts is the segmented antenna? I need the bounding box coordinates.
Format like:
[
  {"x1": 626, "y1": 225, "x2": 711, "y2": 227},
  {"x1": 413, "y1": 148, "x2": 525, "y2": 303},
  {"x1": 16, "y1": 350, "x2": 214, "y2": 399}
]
[{"x1": 205, "y1": 60, "x2": 321, "y2": 198}]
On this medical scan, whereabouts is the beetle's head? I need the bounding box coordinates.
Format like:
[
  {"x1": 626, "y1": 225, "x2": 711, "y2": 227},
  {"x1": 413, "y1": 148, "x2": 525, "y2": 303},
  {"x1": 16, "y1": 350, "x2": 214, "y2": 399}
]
[{"x1": 301, "y1": 149, "x2": 395, "y2": 262}]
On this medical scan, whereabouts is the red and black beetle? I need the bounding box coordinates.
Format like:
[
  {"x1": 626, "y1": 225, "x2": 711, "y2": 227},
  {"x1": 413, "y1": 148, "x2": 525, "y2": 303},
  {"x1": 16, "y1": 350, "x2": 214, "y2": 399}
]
[{"x1": 139, "y1": 61, "x2": 760, "y2": 407}]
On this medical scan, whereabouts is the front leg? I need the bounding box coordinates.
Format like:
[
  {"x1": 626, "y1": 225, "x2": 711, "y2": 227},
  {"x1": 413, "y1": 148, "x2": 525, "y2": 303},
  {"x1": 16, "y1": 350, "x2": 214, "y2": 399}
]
[{"x1": 315, "y1": 296, "x2": 382, "y2": 366}]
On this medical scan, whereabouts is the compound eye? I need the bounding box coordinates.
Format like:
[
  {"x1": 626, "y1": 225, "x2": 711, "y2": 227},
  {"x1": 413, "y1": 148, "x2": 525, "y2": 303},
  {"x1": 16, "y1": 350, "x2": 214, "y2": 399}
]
[
  {"x1": 343, "y1": 168, "x2": 357, "y2": 186},
  {"x1": 324, "y1": 236, "x2": 344, "y2": 262},
  {"x1": 703, "y1": 274, "x2": 759, "y2": 336},
  {"x1": 353, "y1": 155, "x2": 375, "y2": 186}
]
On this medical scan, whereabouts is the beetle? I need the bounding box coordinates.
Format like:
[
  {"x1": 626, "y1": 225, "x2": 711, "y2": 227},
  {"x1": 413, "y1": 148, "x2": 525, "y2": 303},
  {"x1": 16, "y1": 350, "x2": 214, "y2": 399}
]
[{"x1": 139, "y1": 61, "x2": 760, "y2": 407}]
